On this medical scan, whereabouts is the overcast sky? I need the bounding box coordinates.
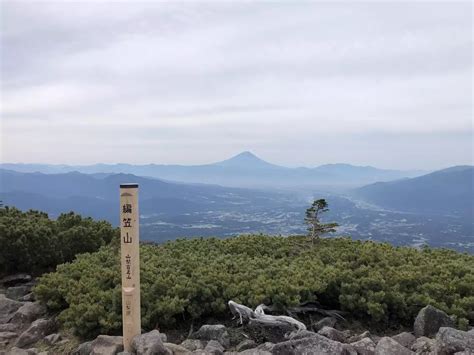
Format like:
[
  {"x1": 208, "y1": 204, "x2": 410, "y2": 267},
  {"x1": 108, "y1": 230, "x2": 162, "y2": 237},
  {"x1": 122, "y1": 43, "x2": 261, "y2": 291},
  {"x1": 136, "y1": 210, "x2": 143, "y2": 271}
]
[{"x1": 1, "y1": 1, "x2": 472, "y2": 170}]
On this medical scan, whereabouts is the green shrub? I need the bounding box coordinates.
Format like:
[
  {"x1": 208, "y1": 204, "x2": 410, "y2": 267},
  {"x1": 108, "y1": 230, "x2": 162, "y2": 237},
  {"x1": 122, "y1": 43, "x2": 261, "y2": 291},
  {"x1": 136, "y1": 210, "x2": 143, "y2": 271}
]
[
  {"x1": 34, "y1": 235, "x2": 474, "y2": 339},
  {"x1": 0, "y1": 207, "x2": 118, "y2": 274}
]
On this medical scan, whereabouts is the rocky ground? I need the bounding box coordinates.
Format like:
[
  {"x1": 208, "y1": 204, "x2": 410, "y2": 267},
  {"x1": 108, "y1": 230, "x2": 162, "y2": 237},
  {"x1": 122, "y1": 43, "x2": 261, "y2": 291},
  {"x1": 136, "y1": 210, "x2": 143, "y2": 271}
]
[{"x1": 0, "y1": 274, "x2": 473, "y2": 355}]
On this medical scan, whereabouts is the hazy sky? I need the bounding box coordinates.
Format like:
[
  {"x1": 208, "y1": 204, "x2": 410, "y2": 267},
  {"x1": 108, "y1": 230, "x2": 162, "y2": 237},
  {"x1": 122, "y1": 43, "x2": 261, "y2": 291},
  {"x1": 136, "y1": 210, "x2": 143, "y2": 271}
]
[{"x1": 1, "y1": 1, "x2": 472, "y2": 170}]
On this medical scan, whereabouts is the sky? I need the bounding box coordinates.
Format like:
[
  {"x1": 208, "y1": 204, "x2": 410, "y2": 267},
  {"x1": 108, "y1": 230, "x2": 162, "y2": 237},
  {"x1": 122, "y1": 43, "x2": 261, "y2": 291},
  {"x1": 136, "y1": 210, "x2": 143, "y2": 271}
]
[{"x1": 1, "y1": 1, "x2": 472, "y2": 170}]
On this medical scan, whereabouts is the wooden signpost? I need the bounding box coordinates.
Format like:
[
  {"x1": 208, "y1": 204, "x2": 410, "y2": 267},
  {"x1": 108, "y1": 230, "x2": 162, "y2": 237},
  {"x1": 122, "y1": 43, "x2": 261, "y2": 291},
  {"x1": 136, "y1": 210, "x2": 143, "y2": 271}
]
[{"x1": 119, "y1": 184, "x2": 141, "y2": 352}]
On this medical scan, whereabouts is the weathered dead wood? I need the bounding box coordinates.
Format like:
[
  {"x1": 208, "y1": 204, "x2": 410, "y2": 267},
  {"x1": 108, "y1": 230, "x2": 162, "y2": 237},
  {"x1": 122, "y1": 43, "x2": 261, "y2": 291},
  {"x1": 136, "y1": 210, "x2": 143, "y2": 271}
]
[
  {"x1": 228, "y1": 301, "x2": 306, "y2": 331},
  {"x1": 259, "y1": 302, "x2": 345, "y2": 321}
]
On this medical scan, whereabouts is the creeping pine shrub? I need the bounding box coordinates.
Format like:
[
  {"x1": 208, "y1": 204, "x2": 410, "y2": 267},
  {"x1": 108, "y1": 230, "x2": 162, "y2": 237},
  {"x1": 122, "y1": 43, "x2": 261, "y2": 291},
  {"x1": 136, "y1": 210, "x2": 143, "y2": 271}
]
[
  {"x1": 35, "y1": 235, "x2": 474, "y2": 339},
  {"x1": 0, "y1": 207, "x2": 118, "y2": 274}
]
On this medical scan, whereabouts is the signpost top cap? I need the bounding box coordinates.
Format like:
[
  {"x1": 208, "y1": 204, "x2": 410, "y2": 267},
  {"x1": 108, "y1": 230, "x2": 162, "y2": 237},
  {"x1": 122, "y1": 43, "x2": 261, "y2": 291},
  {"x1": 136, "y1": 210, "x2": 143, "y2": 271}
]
[{"x1": 120, "y1": 183, "x2": 139, "y2": 188}]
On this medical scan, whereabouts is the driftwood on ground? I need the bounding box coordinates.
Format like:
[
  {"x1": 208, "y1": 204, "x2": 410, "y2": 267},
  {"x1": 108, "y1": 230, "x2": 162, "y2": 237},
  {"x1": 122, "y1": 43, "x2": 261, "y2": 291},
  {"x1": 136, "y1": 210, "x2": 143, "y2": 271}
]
[
  {"x1": 259, "y1": 301, "x2": 346, "y2": 321},
  {"x1": 228, "y1": 300, "x2": 307, "y2": 331}
]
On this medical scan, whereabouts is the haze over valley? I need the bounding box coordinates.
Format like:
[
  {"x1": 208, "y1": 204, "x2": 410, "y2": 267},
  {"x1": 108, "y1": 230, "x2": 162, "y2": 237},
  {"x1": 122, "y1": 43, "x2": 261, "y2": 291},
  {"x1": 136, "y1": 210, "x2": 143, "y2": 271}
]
[{"x1": 2, "y1": 152, "x2": 472, "y2": 252}]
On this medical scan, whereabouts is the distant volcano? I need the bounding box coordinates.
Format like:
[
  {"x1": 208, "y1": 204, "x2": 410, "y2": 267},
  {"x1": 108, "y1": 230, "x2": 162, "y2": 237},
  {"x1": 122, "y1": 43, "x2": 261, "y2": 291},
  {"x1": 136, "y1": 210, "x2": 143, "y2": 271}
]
[{"x1": 212, "y1": 151, "x2": 283, "y2": 169}]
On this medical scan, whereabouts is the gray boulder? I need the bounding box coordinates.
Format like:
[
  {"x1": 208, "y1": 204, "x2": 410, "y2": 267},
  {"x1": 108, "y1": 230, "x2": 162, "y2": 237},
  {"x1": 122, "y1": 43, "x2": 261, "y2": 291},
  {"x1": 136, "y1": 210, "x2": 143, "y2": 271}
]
[
  {"x1": 375, "y1": 337, "x2": 414, "y2": 355},
  {"x1": 348, "y1": 331, "x2": 372, "y2": 344},
  {"x1": 435, "y1": 327, "x2": 474, "y2": 355},
  {"x1": 313, "y1": 317, "x2": 337, "y2": 331},
  {"x1": 8, "y1": 347, "x2": 38, "y2": 355},
  {"x1": 15, "y1": 318, "x2": 55, "y2": 348},
  {"x1": 257, "y1": 342, "x2": 275, "y2": 352},
  {"x1": 181, "y1": 339, "x2": 207, "y2": 351},
  {"x1": 271, "y1": 333, "x2": 356, "y2": 355},
  {"x1": 239, "y1": 350, "x2": 271, "y2": 355},
  {"x1": 414, "y1": 305, "x2": 455, "y2": 337},
  {"x1": 10, "y1": 302, "x2": 46, "y2": 326},
  {"x1": 6, "y1": 286, "x2": 31, "y2": 301},
  {"x1": 203, "y1": 340, "x2": 225, "y2": 354},
  {"x1": 0, "y1": 294, "x2": 23, "y2": 323},
  {"x1": 0, "y1": 331, "x2": 18, "y2": 340},
  {"x1": 43, "y1": 333, "x2": 61, "y2": 345},
  {"x1": 0, "y1": 323, "x2": 18, "y2": 332},
  {"x1": 72, "y1": 341, "x2": 93, "y2": 355},
  {"x1": 131, "y1": 330, "x2": 171, "y2": 355},
  {"x1": 286, "y1": 330, "x2": 318, "y2": 341},
  {"x1": 235, "y1": 339, "x2": 257, "y2": 352},
  {"x1": 247, "y1": 320, "x2": 295, "y2": 344},
  {"x1": 350, "y1": 337, "x2": 376, "y2": 355},
  {"x1": 89, "y1": 335, "x2": 124, "y2": 355},
  {"x1": 392, "y1": 332, "x2": 416, "y2": 349},
  {"x1": 411, "y1": 336, "x2": 435, "y2": 354},
  {"x1": 191, "y1": 324, "x2": 230, "y2": 349},
  {"x1": 19, "y1": 293, "x2": 35, "y2": 302},
  {"x1": 164, "y1": 342, "x2": 191, "y2": 354},
  {"x1": 318, "y1": 326, "x2": 348, "y2": 343},
  {"x1": 0, "y1": 274, "x2": 32, "y2": 287}
]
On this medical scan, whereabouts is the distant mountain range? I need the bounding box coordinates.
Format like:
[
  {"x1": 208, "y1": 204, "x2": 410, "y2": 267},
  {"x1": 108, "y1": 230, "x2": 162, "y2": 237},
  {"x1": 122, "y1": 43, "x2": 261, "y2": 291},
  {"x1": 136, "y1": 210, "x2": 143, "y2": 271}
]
[
  {"x1": 1, "y1": 165, "x2": 472, "y2": 250},
  {"x1": 353, "y1": 166, "x2": 474, "y2": 217},
  {"x1": 0, "y1": 168, "x2": 298, "y2": 226},
  {"x1": 1, "y1": 151, "x2": 424, "y2": 189}
]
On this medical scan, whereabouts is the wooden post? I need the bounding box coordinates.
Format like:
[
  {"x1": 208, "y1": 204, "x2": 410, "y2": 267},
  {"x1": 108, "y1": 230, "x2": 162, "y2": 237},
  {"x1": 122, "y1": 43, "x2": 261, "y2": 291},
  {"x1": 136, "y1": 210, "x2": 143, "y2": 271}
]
[{"x1": 119, "y1": 184, "x2": 141, "y2": 352}]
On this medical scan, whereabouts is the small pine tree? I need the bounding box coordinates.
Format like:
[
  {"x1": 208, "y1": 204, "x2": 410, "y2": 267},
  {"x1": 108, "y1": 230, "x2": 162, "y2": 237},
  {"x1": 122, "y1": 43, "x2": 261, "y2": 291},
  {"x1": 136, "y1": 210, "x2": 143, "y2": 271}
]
[{"x1": 304, "y1": 199, "x2": 339, "y2": 244}]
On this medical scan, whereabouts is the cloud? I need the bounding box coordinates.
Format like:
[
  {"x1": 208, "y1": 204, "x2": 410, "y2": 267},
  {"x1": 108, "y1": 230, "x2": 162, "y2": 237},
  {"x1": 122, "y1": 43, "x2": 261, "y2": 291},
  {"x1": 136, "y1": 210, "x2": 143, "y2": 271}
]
[{"x1": 1, "y1": 1, "x2": 472, "y2": 169}]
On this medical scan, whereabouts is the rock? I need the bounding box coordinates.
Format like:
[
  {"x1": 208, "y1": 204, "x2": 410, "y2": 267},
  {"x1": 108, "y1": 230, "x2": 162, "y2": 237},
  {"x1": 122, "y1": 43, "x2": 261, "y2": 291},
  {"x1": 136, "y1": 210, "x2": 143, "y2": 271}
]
[
  {"x1": 348, "y1": 331, "x2": 372, "y2": 344},
  {"x1": 19, "y1": 294, "x2": 35, "y2": 302},
  {"x1": 350, "y1": 337, "x2": 376, "y2": 355},
  {"x1": 0, "y1": 294, "x2": 23, "y2": 323},
  {"x1": 56, "y1": 339, "x2": 70, "y2": 346},
  {"x1": 313, "y1": 317, "x2": 337, "y2": 331},
  {"x1": 89, "y1": 335, "x2": 124, "y2": 355},
  {"x1": 0, "y1": 323, "x2": 18, "y2": 332},
  {"x1": 15, "y1": 318, "x2": 55, "y2": 348},
  {"x1": 204, "y1": 340, "x2": 225, "y2": 354},
  {"x1": 257, "y1": 342, "x2": 275, "y2": 352},
  {"x1": 181, "y1": 339, "x2": 206, "y2": 351},
  {"x1": 73, "y1": 341, "x2": 93, "y2": 355},
  {"x1": 164, "y1": 342, "x2": 191, "y2": 354},
  {"x1": 271, "y1": 333, "x2": 355, "y2": 355},
  {"x1": 247, "y1": 319, "x2": 295, "y2": 344},
  {"x1": 411, "y1": 336, "x2": 435, "y2": 354},
  {"x1": 0, "y1": 274, "x2": 32, "y2": 287},
  {"x1": 0, "y1": 331, "x2": 18, "y2": 340},
  {"x1": 318, "y1": 326, "x2": 348, "y2": 343},
  {"x1": 239, "y1": 349, "x2": 271, "y2": 355},
  {"x1": 131, "y1": 330, "x2": 171, "y2": 355},
  {"x1": 6, "y1": 286, "x2": 31, "y2": 301},
  {"x1": 10, "y1": 302, "x2": 46, "y2": 326},
  {"x1": 191, "y1": 325, "x2": 230, "y2": 349},
  {"x1": 435, "y1": 327, "x2": 474, "y2": 355},
  {"x1": 392, "y1": 332, "x2": 416, "y2": 349},
  {"x1": 375, "y1": 337, "x2": 414, "y2": 355},
  {"x1": 414, "y1": 305, "x2": 455, "y2": 337},
  {"x1": 8, "y1": 347, "x2": 38, "y2": 355},
  {"x1": 236, "y1": 339, "x2": 257, "y2": 352},
  {"x1": 286, "y1": 330, "x2": 318, "y2": 341},
  {"x1": 44, "y1": 333, "x2": 61, "y2": 345},
  {"x1": 117, "y1": 352, "x2": 132, "y2": 355}
]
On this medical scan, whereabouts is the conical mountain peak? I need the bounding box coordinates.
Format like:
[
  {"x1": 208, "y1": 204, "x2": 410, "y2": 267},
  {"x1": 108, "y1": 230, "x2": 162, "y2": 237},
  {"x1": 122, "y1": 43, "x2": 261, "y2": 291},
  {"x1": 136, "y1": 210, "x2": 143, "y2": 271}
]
[{"x1": 214, "y1": 151, "x2": 280, "y2": 168}]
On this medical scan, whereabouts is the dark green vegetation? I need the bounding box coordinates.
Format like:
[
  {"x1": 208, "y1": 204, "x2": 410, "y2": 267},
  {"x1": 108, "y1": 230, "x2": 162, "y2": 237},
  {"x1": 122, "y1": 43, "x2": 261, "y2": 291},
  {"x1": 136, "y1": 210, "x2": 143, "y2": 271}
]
[
  {"x1": 0, "y1": 207, "x2": 118, "y2": 274},
  {"x1": 35, "y1": 235, "x2": 474, "y2": 339}
]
